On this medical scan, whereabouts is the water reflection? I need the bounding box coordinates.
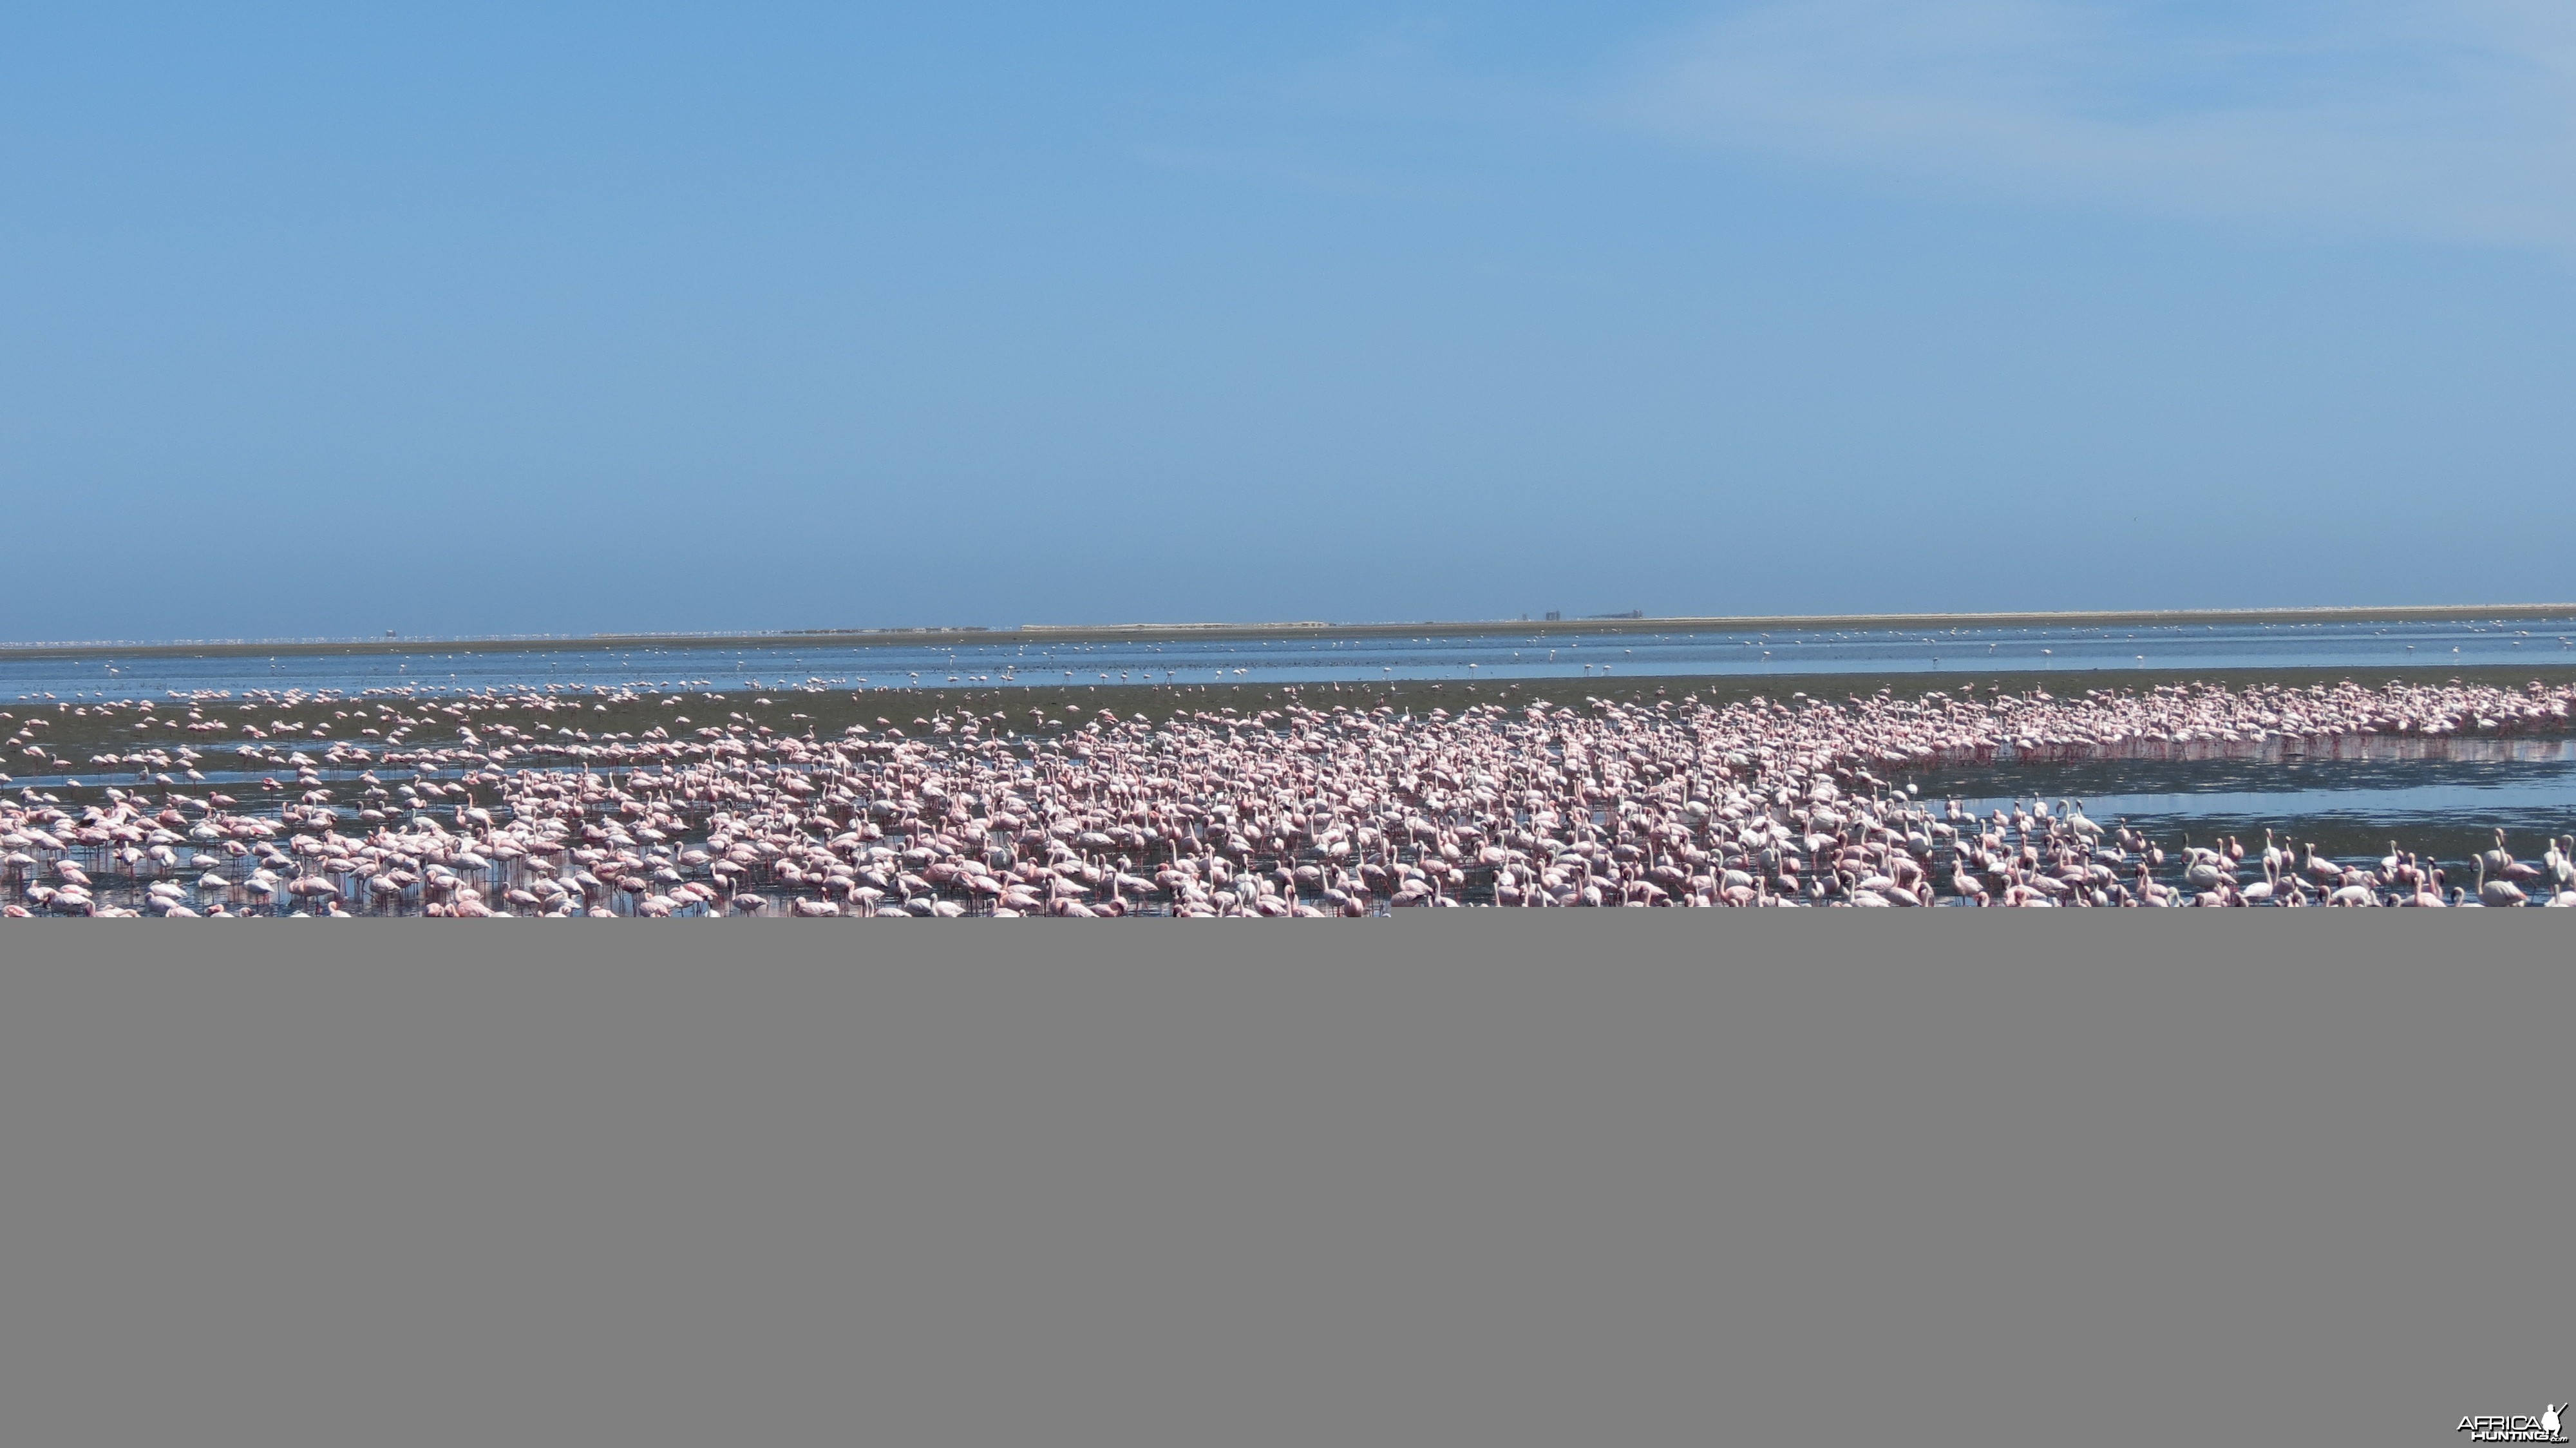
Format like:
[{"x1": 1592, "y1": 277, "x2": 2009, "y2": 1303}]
[{"x1": 1939, "y1": 757, "x2": 2576, "y2": 862}]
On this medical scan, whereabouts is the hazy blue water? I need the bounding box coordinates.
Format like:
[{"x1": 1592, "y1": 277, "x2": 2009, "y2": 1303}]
[
  {"x1": 8, "y1": 616, "x2": 2575, "y2": 703},
  {"x1": 1957, "y1": 771, "x2": 2576, "y2": 823},
  {"x1": 1934, "y1": 755, "x2": 2576, "y2": 865}
]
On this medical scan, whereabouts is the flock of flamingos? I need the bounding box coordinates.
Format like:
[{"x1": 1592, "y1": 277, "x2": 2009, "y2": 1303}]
[{"x1": 6, "y1": 674, "x2": 2576, "y2": 917}]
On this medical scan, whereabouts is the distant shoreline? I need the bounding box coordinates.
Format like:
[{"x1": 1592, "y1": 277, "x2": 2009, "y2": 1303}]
[{"x1": 4, "y1": 602, "x2": 2573, "y2": 662}]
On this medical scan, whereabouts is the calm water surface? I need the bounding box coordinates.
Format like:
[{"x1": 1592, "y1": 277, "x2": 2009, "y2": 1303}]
[
  {"x1": 10, "y1": 617, "x2": 2576, "y2": 703},
  {"x1": 1933, "y1": 756, "x2": 2576, "y2": 862}
]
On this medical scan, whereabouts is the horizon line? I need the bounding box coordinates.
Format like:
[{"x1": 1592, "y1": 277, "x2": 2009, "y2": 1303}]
[{"x1": 3, "y1": 602, "x2": 2574, "y2": 662}]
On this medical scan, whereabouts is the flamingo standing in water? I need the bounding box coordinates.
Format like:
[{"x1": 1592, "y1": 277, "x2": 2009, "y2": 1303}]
[{"x1": 2477, "y1": 857, "x2": 2527, "y2": 908}]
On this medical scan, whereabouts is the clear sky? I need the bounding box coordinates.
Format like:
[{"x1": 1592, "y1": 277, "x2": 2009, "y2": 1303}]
[{"x1": 5, "y1": 3, "x2": 2573, "y2": 641}]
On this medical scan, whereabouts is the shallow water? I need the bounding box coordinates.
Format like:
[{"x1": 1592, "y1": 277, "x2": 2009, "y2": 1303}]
[
  {"x1": 12, "y1": 616, "x2": 2576, "y2": 703},
  {"x1": 1938, "y1": 756, "x2": 2576, "y2": 865}
]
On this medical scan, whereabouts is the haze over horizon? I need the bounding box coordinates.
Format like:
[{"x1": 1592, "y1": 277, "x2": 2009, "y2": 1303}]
[{"x1": 7, "y1": 3, "x2": 2574, "y2": 644}]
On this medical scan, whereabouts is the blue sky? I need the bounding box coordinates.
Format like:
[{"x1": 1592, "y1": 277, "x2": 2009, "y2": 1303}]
[{"x1": 4, "y1": 3, "x2": 2573, "y2": 640}]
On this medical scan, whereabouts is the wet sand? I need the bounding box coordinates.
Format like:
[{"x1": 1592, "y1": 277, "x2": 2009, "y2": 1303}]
[{"x1": 20, "y1": 663, "x2": 2576, "y2": 764}]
